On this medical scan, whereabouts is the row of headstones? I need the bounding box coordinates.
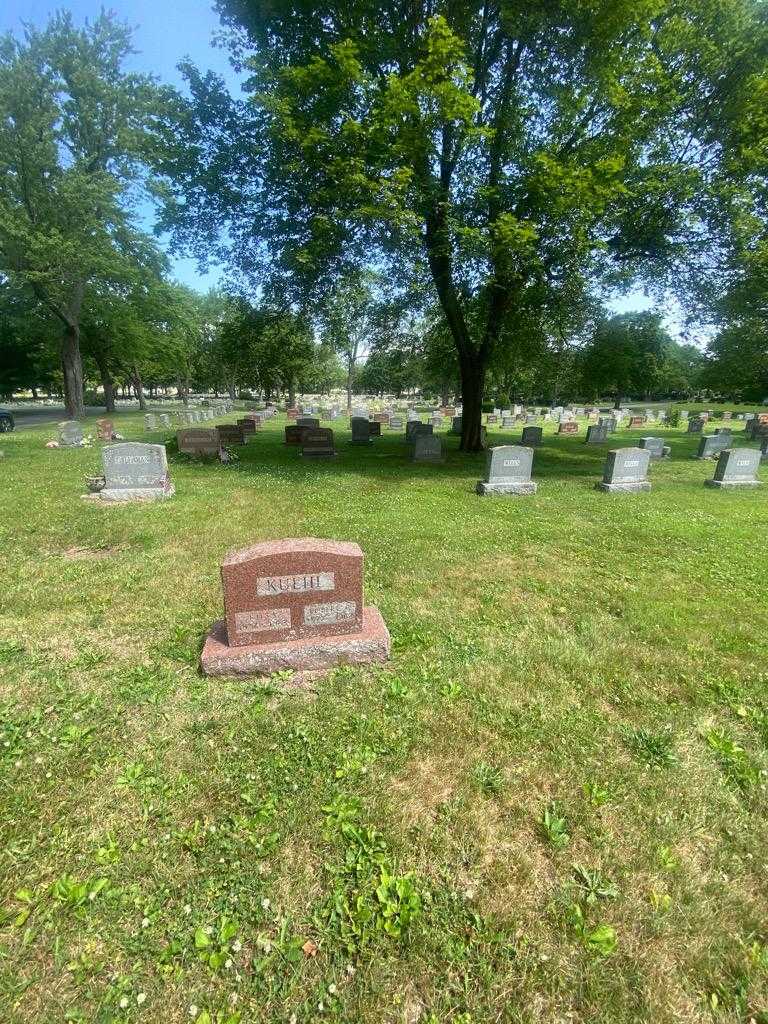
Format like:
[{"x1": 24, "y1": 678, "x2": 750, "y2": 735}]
[
  {"x1": 87, "y1": 437, "x2": 765, "y2": 503},
  {"x1": 477, "y1": 444, "x2": 764, "y2": 494},
  {"x1": 177, "y1": 408, "x2": 280, "y2": 456},
  {"x1": 145, "y1": 402, "x2": 232, "y2": 430}
]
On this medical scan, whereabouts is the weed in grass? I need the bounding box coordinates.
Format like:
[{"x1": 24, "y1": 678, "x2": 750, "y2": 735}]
[
  {"x1": 582, "y1": 781, "x2": 610, "y2": 806},
  {"x1": 705, "y1": 727, "x2": 762, "y2": 791},
  {"x1": 540, "y1": 801, "x2": 570, "y2": 850},
  {"x1": 471, "y1": 760, "x2": 504, "y2": 796},
  {"x1": 624, "y1": 725, "x2": 678, "y2": 769},
  {"x1": 571, "y1": 864, "x2": 619, "y2": 904}
]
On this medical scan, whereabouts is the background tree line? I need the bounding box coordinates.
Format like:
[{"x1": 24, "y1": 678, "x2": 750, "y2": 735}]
[{"x1": 2, "y1": 4, "x2": 768, "y2": 421}]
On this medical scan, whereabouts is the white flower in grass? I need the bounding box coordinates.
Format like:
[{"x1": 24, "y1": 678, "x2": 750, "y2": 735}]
[
  {"x1": 119, "y1": 996, "x2": 129, "y2": 1009},
  {"x1": 189, "y1": 1005, "x2": 198, "y2": 1018},
  {"x1": 261, "y1": 897, "x2": 271, "y2": 911},
  {"x1": 231, "y1": 939, "x2": 242, "y2": 953},
  {"x1": 137, "y1": 993, "x2": 146, "y2": 1005},
  {"x1": 141, "y1": 917, "x2": 150, "y2": 928}
]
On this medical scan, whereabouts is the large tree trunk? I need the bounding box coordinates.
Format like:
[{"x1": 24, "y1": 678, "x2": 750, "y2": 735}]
[
  {"x1": 614, "y1": 393, "x2": 622, "y2": 410},
  {"x1": 288, "y1": 377, "x2": 296, "y2": 408},
  {"x1": 94, "y1": 350, "x2": 116, "y2": 413},
  {"x1": 61, "y1": 323, "x2": 85, "y2": 419},
  {"x1": 346, "y1": 372, "x2": 353, "y2": 412},
  {"x1": 458, "y1": 353, "x2": 487, "y2": 451},
  {"x1": 132, "y1": 365, "x2": 147, "y2": 411}
]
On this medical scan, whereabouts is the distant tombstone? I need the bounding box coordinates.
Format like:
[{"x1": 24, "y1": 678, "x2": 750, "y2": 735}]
[
  {"x1": 525, "y1": 414, "x2": 537, "y2": 425},
  {"x1": 722, "y1": 411, "x2": 733, "y2": 421},
  {"x1": 501, "y1": 414, "x2": 515, "y2": 429},
  {"x1": 57, "y1": 421, "x2": 84, "y2": 446},
  {"x1": 373, "y1": 412, "x2": 389, "y2": 424},
  {"x1": 486, "y1": 413, "x2": 498, "y2": 425},
  {"x1": 687, "y1": 417, "x2": 704, "y2": 433},
  {"x1": 200, "y1": 538, "x2": 390, "y2": 677},
  {"x1": 144, "y1": 414, "x2": 157, "y2": 431},
  {"x1": 696, "y1": 434, "x2": 731, "y2": 460},
  {"x1": 639, "y1": 436, "x2": 670, "y2": 460},
  {"x1": 521, "y1": 425, "x2": 543, "y2": 446},
  {"x1": 297, "y1": 417, "x2": 319, "y2": 428},
  {"x1": 158, "y1": 414, "x2": 172, "y2": 428},
  {"x1": 450, "y1": 416, "x2": 462, "y2": 435},
  {"x1": 368, "y1": 420, "x2": 382, "y2": 437},
  {"x1": 443, "y1": 406, "x2": 456, "y2": 418},
  {"x1": 329, "y1": 408, "x2": 340, "y2": 421},
  {"x1": 596, "y1": 447, "x2": 652, "y2": 493},
  {"x1": 477, "y1": 445, "x2": 536, "y2": 496},
  {"x1": 178, "y1": 428, "x2": 221, "y2": 457},
  {"x1": 407, "y1": 409, "x2": 420, "y2": 422},
  {"x1": 286, "y1": 408, "x2": 299, "y2": 420},
  {"x1": 217, "y1": 424, "x2": 246, "y2": 446},
  {"x1": 99, "y1": 442, "x2": 174, "y2": 502},
  {"x1": 406, "y1": 421, "x2": 433, "y2": 444},
  {"x1": 96, "y1": 419, "x2": 114, "y2": 441},
  {"x1": 585, "y1": 424, "x2": 608, "y2": 444},
  {"x1": 389, "y1": 416, "x2": 404, "y2": 430},
  {"x1": 557, "y1": 421, "x2": 579, "y2": 435},
  {"x1": 301, "y1": 428, "x2": 337, "y2": 459},
  {"x1": 413, "y1": 434, "x2": 444, "y2": 463},
  {"x1": 351, "y1": 417, "x2": 372, "y2": 444},
  {"x1": 629, "y1": 415, "x2": 645, "y2": 428},
  {"x1": 430, "y1": 414, "x2": 444, "y2": 428},
  {"x1": 285, "y1": 424, "x2": 307, "y2": 446},
  {"x1": 705, "y1": 447, "x2": 762, "y2": 489},
  {"x1": 237, "y1": 418, "x2": 257, "y2": 436}
]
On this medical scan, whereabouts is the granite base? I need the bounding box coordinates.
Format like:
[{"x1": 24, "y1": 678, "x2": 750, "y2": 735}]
[
  {"x1": 476, "y1": 481, "x2": 537, "y2": 495},
  {"x1": 595, "y1": 481, "x2": 651, "y2": 493},
  {"x1": 201, "y1": 605, "x2": 390, "y2": 677}
]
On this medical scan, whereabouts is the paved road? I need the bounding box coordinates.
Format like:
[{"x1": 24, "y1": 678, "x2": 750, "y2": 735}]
[{"x1": 7, "y1": 406, "x2": 109, "y2": 430}]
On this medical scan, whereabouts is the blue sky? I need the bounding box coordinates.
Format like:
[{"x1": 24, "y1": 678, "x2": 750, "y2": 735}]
[{"x1": 2, "y1": 1, "x2": 665, "y2": 324}]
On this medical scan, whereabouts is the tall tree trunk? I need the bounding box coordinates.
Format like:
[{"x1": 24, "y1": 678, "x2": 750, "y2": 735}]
[
  {"x1": 288, "y1": 376, "x2": 296, "y2": 408},
  {"x1": 346, "y1": 369, "x2": 353, "y2": 412},
  {"x1": 614, "y1": 393, "x2": 622, "y2": 410},
  {"x1": 31, "y1": 386, "x2": 38, "y2": 399},
  {"x1": 94, "y1": 350, "x2": 116, "y2": 413},
  {"x1": 132, "y1": 365, "x2": 147, "y2": 411},
  {"x1": 227, "y1": 380, "x2": 236, "y2": 400},
  {"x1": 458, "y1": 352, "x2": 487, "y2": 451},
  {"x1": 61, "y1": 323, "x2": 85, "y2": 419}
]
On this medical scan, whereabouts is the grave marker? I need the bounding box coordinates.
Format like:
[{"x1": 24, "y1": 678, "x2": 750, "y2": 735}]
[
  {"x1": 178, "y1": 427, "x2": 222, "y2": 456},
  {"x1": 639, "y1": 436, "x2": 670, "y2": 459},
  {"x1": 200, "y1": 539, "x2": 390, "y2": 677},
  {"x1": 58, "y1": 421, "x2": 84, "y2": 446},
  {"x1": 705, "y1": 448, "x2": 762, "y2": 488},
  {"x1": 351, "y1": 417, "x2": 372, "y2": 444},
  {"x1": 301, "y1": 428, "x2": 337, "y2": 458},
  {"x1": 521, "y1": 425, "x2": 543, "y2": 446},
  {"x1": 476, "y1": 445, "x2": 536, "y2": 495},
  {"x1": 413, "y1": 434, "x2": 444, "y2": 463},
  {"x1": 596, "y1": 447, "x2": 652, "y2": 493},
  {"x1": 98, "y1": 442, "x2": 174, "y2": 502},
  {"x1": 96, "y1": 419, "x2": 114, "y2": 441}
]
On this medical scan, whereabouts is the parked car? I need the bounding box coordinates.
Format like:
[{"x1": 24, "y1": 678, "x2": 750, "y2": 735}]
[{"x1": 0, "y1": 409, "x2": 15, "y2": 432}]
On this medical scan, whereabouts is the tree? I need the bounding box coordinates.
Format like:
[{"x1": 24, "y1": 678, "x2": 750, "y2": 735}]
[
  {"x1": 160, "y1": 0, "x2": 767, "y2": 448},
  {"x1": 0, "y1": 12, "x2": 172, "y2": 416},
  {"x1": 580, "y1": 312, "x2": 675, "y2": 406}
]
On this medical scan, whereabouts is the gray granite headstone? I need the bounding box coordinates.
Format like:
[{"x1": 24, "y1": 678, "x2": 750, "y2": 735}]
[
  {"x1": 596, "y1": 447, "x2": 651, "y2": 493},
  {"x1": 477, "y1": 445, "x2": 536, "y2": 495},
  {"x1": 586, "y1": 424, "x2": 608, "y2": 444},
  {"x1": 58, "y1": 421, "x2": 84, "y2": 447},
  {"x1": 389, "y1": 416, "x2": 404, "y2": 430},
  {"x1": 413, "y1": 434, "x2": 444, "y2": 463},
  {"x1": 521, "y1": 425, "x2": 543, "y2": 446},
  {"x1": 297, "y1": 416, "x2": 319, "y2": 428},
  {"x1": 406, "y1": 421, "x2": 433, "y2": 443},
  {"x1": 639, "y1": 436, "x2": 670, "y2": 459},
  {"x1": 696, "y1": 434, "x2": 731, "y2": 460},
  {"x1": 705, "y1": 447, "x2": 762, "y2": 488},
  {"x1": 159, "y1": 414, "x2": 171, "y2": 428},
  {"x1": 350, "y1": 417, "x2": 372, "y2": 444},
  {"x1": 687, "y1": 417, "x2": 704, "y2": 434},
  {"x1": 450, "y1": 416, "x2": 462, "y2": 435},
  {"x1": 99, "y1": 442, "x2": 174, "y2": 502}
]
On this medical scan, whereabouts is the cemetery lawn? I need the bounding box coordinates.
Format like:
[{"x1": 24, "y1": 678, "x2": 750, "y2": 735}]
[{"x1": 3, "y1": 413, "x2": 768, "y2": 1024}]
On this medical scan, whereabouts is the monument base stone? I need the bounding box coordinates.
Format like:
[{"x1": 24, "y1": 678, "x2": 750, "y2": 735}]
[
  {"x1": 99, "y1": 483, "x2": 175, "y2": 502},
  {"x1": 704, "y1": 479, "x2": 762, "y2": 489},
  {"x1": 201, "y1": 605, "x2": 390, "y2": 677},
  {"x1": 595, "y1": 481, "x2": 652, "y2": 493},
  {"x1": 476, "y1": 481, "x2": 537, "y2": 496}
]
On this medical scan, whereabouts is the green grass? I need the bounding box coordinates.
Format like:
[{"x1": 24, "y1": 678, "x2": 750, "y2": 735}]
[{"x1": 2, "y1": 412, "x2": 768, "y2": 1024}]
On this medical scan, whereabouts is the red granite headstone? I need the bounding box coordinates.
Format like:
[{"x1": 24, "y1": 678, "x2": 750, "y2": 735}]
[
  {"x1": 96, "y1": 419, "x2": 114, "y2": 441},
  {"x1": 217, "y1": 424, "x2": 246, "y2": 445},
  {"x1": 287, "y1": 408, "x2": 300, "y2": 421},
  {"x1": 629, "y1": 416, "x2": 645, "y2": 428},
  {"x1": 200, "y1": 539, "x2": 391, "y2": 678},
  {"x1": 557, "y1": 421, "x2": 579, "y2": 434}
]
